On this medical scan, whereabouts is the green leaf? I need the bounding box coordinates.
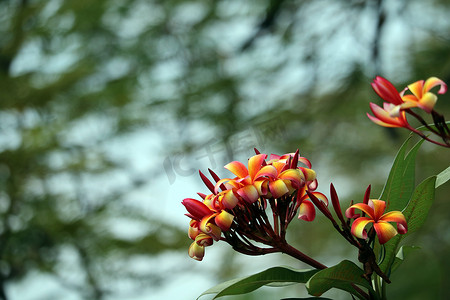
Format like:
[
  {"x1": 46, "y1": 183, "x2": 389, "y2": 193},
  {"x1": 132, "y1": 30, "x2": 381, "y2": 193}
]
[
  {"x1": 379, "y1": 137, "x2": 424, "y2": 212},
  {"x1": 379, "y1": 176, "x2": 436, "y2": 275},
  {"x1": 198, "y1": 266, "x2": 319, "y2": 299},
  {"x1": 436, "y1": 166, "x2": 450, "y2": 188},
  {"x1": 390, "y1": 245, "x2": 420, "y2": 274},
  {"x1": 305, "y1": 260, "x2": 375, "y2": 300}
]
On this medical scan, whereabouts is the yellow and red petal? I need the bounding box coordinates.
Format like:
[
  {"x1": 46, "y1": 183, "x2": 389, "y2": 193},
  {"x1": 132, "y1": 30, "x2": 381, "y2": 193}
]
[
  {"x1": 254, "y1": 165, "x2": 278, "y2": 181},
  {"x1": 380, "y1": 211, "x2": 408, "y2": 234},
  {"x1": 248, "y1": 154, "x2": 266, "y2": 180},
  {"x1": 215, "y1": 210, "x2": 234, "y2": 231},
  {"x1": 222, "y1": 190, "x2": 239, "y2": 209},
  {"x1": 298, "y1": 200, "x2": 316, "y2": 222},
  {"x1": 351, "y1": 217, "x2": 374, "y2": 239},
  {"x1": 298, "y1": 167, "x2": 316, "y2": 182},
  {"x1": 225, "y1": 161, "x2": 249, "y2": 178},
  {"x1": 269, "y1": 179, "x2": 289, "y2": 198},
  {"x1": 423, "y1": 76, "x2": 447, "y2": 95},
  {"x1": 253, "y1": 179, "x2": 269, "y2": 196},
  {"x1": 309, "y1": 192, "x2": 329, "y2": 206},
  {"x1": 279, "y1": 169, "x2": 304, "y2": 188},
  {"x1": 367, "y1": 104, "x2": 405, "y2": 128},
  {"x1": 348, "y1": 203, "x2": 375, "y2": 220},
  {"x1": 188, "y1": 220, "x2": 201, "y2": 240},
  {"x1": 297, "y1": 157, "x2": 312, "y2": 169},
  {"x1": 418, "y1": 92, "x2": 437, "y2": 113},
  {"x1": 369, "y1": 199, "x2": 386, "y2": 220},
  {"x1": 373, "y1": 221, "x2": 398, "y2": 244},
  {"x1": 195, "y1": 233, "x2": 214, "y2": 247},
  {"x1": 199, "y1": 216, "x2": 221, "y2": 241},
  {"x1": 407, "y1": 80, "x2": 424, "y2": 99},
  {"x1": 188, "y1": 241, "x2": 205, "y2": 261},
  {"x1": 236, "y1": 184, "x2": 259, "y2": 203}
]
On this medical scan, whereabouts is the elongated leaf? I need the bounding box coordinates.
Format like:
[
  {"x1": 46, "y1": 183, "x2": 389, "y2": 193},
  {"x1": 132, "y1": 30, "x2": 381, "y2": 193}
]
[
  {"x1": 379, "y1": 176, "x2": 436, "y2": 275},
  {"x1": 436, "y1": 166, "x2": 450, "y2": 188},
  {"x1": 306, "y1": 260, "x2": 374, "y2": 300},
  {"x1": 198, "y1": 266, "x2": 319, "y2": 299},
  {"x1": 379, "y1": 137, "x2": 424, "y2": 212},
  {"x1": 390, "y1": 245, "x2": 420, "y2": 274}
]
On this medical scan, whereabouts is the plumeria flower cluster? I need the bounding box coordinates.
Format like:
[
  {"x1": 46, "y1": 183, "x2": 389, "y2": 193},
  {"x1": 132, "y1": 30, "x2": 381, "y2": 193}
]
[
  {"x1": 305, "y1": 184, "x2": 408, "y2": 281},
  {"x1": 182, "y1": 149, "x2": 327, "y2": 267},
  {"x1": 368, "y1": 76, "x2": 449, "y2": 147}
]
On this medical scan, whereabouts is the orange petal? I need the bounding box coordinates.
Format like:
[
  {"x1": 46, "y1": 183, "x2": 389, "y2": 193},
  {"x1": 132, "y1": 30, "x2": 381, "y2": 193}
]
[
  {"x1": 374, "y1": 221, "x2": 398, "y2": 244},
  {"x1": 380, "y1": 211, "x2": 408, "y2": 234},
  {"x1": 348, "y1": 203, "x2": 375, "y2": 220},
  {"x1": 298, "y1": 200, "x2": 316, "y2": 221},
  {"x1": 269, "y1": 179, "x2": 289, "y2": 198},
  {"x1": 369, "y1": 200, "x2": 386, "y2": 220},
  {"x1": 279, "y1": 169, "x2": 304, "y2": 188},
  {"x1": 199, "y1": 216, "x2": 221, "y2": 241},
  {"x1": 215, "y1": 210, "x2": 234, "y2": 231},
  {"x1": 351, "y1": 217, "x2": 374, "y2": 239},
  {"x1": 236, "y1": 184, "x2": 259, "y2": 203},
  {"x1": 417, "y1": 92, "x2": 437, "y2": 113},
  {"x1": 248, "y1": 154, "x2": 266, "y2": 180},
  {"x1": 224, "y1": 161, "x2": 248, "y2": 178},
  {"x1": 407, "y1": 80, "x2": 424, "y2": 99},
  {"x1": 254, "y1": 165, "x2": 278, "y2": 180},
  {"x1": 222, "y1": 190, "x2": 239, "y2": 209}
]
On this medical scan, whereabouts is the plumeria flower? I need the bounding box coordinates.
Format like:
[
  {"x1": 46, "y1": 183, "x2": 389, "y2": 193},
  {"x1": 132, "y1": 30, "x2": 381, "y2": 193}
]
[
  {"x1": 400, "y1": 77, "x2": 447, "y2": 113},
  {"x1": 346, "y1": 199, "x2": 407, "y2": 244},
  {"x1": 367, "y1": 102, "x2": 412, "y2": 129}
]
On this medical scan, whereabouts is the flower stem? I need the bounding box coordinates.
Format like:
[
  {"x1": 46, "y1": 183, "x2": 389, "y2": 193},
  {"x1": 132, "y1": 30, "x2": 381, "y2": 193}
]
[{"x1": 276, "y1": 242, "x2": 327, "y2": 269}]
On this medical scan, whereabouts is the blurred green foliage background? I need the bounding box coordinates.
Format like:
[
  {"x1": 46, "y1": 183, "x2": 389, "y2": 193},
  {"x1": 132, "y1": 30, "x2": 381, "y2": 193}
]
[{"x1": 0, "y1": 0, "x2": 449, "y2": 299}]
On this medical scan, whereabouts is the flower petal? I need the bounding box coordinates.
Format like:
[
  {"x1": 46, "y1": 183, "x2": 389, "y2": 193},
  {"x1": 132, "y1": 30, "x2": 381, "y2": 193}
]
[
  {"x1": 215, "y1": 210, "x2": 234, "y2": 231},
  {"x1": 188, "y1": 241, "x2": 205, "y2": 261},
  {"x1": 182, "y1": 198, "x2": 212, "y2": 220},
  {"x1": 351, "y1": 217, "x2": 374, "y2": 240},
  {"x1": 269, "y1": 179, "x2": 289, "y2": 198},
  {"x1": 371, "y1": 76, "x2": 403, "y2": 105},
  {"x1": 279, "y1": 169, "x2": 304, "y2": 188},
  {"x1": 373, "y1": 221, "x2": 398, "y2": 244},
  {"x1": 418, "y1": 92, "x2": 437, "y2": 113},
  {"x1": 423, "y1": 77, "x2": 447, "y2": 95},
  {"x1": 370, "y1": 200, "x2": 386, "y2": 220},
  {"x1": 224, "y1": 161, "x2": 248, "y2": 178},
  {"x1": 380, "y1": 211, "x2": 408, "y2": 234},
  {"x1": 222, "y1": 190, "x2": 239, "y2": 209},
  {"x1": 236, "y1": 184, "x2": 259, "y2": 203},
  {"x1": 407, "y1": 80, "x2": 424, "y2": 99},
  {"x1": 298, "y1": 200, "x2": 316, "y2": 221},
  {"x1": 248, "y1": 154, "x2": 266, "y2": 180},
  {"x1": 254, "y1": 165, "x2": 278, "y2": 180},
  {"x1": 199, "y1": 215, "x2": 221, "y2": 241},
  {"x1": 347, "y1": 203, "x2": 375, "y2": 220}
]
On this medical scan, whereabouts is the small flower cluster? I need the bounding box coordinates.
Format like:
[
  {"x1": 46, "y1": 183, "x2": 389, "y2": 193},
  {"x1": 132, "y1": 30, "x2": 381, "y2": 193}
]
[
  {"x1": 367, "y1": 76, "x2": 449, "y2": 147},
  {"x1": 182, "y1": 149, "x2": 327, "y2": 261}
]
